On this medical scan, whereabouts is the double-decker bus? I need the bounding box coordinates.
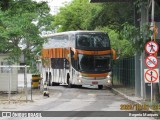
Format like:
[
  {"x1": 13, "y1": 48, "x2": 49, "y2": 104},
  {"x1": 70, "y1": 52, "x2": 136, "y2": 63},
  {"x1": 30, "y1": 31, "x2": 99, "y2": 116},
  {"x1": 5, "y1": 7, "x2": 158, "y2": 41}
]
[{"x1": 41, "y1": 31, "x2": 116, "y2": 89}]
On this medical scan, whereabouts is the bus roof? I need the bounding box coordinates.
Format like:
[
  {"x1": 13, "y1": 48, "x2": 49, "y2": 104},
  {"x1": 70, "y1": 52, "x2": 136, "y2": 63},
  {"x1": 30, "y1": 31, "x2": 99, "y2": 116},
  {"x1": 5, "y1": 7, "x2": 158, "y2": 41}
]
[{"x1": 42, "y1": 30, "x2": 107, "y2": 38}]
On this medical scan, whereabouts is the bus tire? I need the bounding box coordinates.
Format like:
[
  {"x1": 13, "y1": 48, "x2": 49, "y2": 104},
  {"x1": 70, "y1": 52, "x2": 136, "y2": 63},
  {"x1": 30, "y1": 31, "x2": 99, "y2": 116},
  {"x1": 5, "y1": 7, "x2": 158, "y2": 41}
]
[
  {"x1": 78, "y1": 85, "x2": 82, "y2": 88},
  {"x1": 48, "y1": 80, "x2": 52, "y2": 86},
  {"x1": 68, "y1": 82, "x2": 73, "y2": 88},
  {"x1": 48, "y1": 72, "x2": 52, "y2": 86},
  {"x1": 67, "y1": 73, "x2": 73, "y2": 88},
  {"x1": 52, "y1": 82, "x2": 60, "y2": 86},
  {"x1": 67, "y1": 73, "x2": 70, "y2": 81},
  {"x1": 98, "y1": 85, "x2": 103, "y2": 89}
]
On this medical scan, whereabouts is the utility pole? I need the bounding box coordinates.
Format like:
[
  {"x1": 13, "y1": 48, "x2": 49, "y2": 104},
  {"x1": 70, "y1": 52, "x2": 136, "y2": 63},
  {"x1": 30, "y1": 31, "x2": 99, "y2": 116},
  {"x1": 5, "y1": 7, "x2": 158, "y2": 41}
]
[{"x1": 151, "y1": 0, "x2": 160, "y2": 103}]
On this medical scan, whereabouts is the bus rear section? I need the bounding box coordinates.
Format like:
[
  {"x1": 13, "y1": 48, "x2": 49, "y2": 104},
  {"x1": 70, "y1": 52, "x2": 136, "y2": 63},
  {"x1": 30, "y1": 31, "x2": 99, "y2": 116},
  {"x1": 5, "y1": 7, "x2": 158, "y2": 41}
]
[{"x1": 41, "y1": 48, "x2": 70, "y2": 86}]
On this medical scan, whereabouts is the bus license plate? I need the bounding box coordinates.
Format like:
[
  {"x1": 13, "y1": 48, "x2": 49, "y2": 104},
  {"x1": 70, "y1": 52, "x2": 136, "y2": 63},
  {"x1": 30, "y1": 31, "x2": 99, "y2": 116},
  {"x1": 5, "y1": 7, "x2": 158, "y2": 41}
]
[{"x1": 92, "y1": 81, "x2": 98, "y2": 84}]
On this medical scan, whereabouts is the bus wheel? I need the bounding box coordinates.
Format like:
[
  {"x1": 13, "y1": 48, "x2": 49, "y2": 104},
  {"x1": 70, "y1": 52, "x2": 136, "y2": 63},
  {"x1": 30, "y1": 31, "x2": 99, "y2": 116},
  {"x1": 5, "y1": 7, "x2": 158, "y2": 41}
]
[
  {"x1": 78, "y1": 85, "x2": 82, "y2": 88},
  {"x1": 52, "y1": 82, "x2": 60, "y2": 86},
  {"x1": 68, "y1": 82, "x2": 73, "y2": 88},
  {"x1": 48, "y1": 72, "x2": 52, "y2": 86},
  {"x1": 67, "y1": 73, "x2": 72, "y2": 88},
  {"x1": 98, "y1": 85, "x2": 103, "y2": 89}
]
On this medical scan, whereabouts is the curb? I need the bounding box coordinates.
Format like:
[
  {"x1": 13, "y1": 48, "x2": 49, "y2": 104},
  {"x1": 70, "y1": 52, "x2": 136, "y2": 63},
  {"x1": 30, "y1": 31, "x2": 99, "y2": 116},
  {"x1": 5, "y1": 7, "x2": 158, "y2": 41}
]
[{"x1": 111, "y1": 88, "x2": 154, "y2": 111}]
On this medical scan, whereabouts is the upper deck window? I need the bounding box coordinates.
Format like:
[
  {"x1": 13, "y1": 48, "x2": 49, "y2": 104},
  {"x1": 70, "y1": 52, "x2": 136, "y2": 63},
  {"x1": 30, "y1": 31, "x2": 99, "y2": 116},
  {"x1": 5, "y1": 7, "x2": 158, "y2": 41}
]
[
  {"x1": 76, "y1": 33, "x2": 110, "y2": 50},
  {"x1": 43, "y1": 35, "x2": 69, "y2": 48}
]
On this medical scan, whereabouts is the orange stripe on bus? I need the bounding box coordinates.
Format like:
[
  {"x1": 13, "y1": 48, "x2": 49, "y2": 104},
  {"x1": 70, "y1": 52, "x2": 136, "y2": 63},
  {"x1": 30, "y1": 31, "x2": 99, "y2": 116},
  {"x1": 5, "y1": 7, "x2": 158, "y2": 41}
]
[
  {"x1": 80, "y1": 73, "x2": 108, "y2": 77},
  {"x1": 42, "y1": 48, "x2": 70, "y2": 59},
  {"x1": 71, "y1": 48, "x2": 111, "y2": 55},
  {"x1": 42, "y1": 48, "x2": 111, "y2": 59},
  {"x1": 111, "y1": 48, "x2": 116, "y2": 60},
  {"x1": 52, "y1": 49, "x2": 54, "y2": 58},
  {"x1": 49, "y1": 49, "x2": 52, "y2": 58},
  {"x1": 64, "y1": 48, "x2": 70, "y2": 61},
  {"x1": 42, "y1": 49, "x2": 49, "y2": 58},
  {"x1": 59, "y1": 48, "x2": 63, "y2": 58}
]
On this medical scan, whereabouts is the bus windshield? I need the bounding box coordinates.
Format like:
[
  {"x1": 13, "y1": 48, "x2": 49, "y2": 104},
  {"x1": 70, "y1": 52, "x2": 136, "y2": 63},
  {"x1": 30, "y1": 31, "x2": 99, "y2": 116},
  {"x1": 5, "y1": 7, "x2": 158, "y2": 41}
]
[
  {"x1": 76, "y1": 33, "x2": 110, "y2": 50},
  {"x1": 78, "y1": 54, "x2": 111, "y2": 73}
]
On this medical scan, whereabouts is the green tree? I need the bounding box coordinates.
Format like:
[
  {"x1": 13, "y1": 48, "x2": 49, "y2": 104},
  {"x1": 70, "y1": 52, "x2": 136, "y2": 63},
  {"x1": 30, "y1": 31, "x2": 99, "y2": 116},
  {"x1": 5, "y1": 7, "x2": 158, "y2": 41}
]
[
  {"x1": 53, "y1": 0, "x2": 134, "y2": 32},
  {"x1": 0, "y1": 0, "x2": 10, "y2": 11},
  {"x1": 53, "y1": 0, "x2": 101, "y2": 31},
  {"x1": 90, "y1": 3, "x2": 134, "y2": 31},
  {"x1": 95, "y1": 26, "x2": 135, "y2": 57},
  {"x1": 52, "y1": 0, "x2": 135, "y2": 56},
  {"x1": 0, "y1": 0, "x2": 52, "y2": 73}
]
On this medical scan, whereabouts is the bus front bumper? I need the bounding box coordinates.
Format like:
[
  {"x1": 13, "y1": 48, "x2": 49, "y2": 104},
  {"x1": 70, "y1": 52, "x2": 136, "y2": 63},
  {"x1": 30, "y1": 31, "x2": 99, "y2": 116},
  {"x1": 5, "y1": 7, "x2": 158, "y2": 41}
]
[{"x1": 76, "y1": 76, "x2": 112, "y2": 86}]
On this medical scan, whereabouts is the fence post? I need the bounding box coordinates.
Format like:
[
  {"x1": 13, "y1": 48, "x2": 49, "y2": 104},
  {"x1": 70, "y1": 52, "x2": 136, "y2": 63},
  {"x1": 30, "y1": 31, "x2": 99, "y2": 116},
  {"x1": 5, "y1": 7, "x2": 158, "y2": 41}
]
[
  {"x1": 31, "y1": 79, "x2": 32, "y2": 101},
  {"x1": 24, "y1": 65, "x2": 28, "y2": 102},
  {"x1": 135, "y1": 53, "x2": 141, "y2": 97},
  {"x1": 8, "y1": 66, "x2": 11, "y2": 104}
]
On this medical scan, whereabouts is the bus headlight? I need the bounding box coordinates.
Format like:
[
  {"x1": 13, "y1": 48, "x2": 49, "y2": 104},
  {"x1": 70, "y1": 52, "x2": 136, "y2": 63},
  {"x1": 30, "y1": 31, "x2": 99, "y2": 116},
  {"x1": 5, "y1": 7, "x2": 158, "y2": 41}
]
[
  {"x1": 78, "y1": 80, "x2": 82, "y2": 83},
  {"x1": 107, "y1": 79, "x2": 111, "y2": 83},
  {"x1": 107, "y1": 75, "x2": 111, "y2": 79},
  {"x1": 107, "y1": 72, "x2": 112, "y2": 79},
  {"x1": 79, "y1": 75, "x2": 82, "y2": 78}
]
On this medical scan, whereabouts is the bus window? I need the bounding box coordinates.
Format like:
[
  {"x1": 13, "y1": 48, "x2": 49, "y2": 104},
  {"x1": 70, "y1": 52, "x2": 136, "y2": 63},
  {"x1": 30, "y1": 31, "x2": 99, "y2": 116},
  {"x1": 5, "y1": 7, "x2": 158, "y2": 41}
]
[
  {"x1": 76, "y1": 33, "x2": 110, "y2": 50},
  {"x1": 78, "y1": 54, "x2": 111, "y2": 73},
  {"x1": 77, "y1": 36, "x2": 90, "y2": 47}
]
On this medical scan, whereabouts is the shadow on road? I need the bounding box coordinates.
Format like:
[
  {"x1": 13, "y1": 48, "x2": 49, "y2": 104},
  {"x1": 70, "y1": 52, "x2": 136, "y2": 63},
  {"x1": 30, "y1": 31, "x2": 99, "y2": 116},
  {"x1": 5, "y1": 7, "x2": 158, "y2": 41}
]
[{"x1": 61, "y1": 85, "x2": 112, "y2": 90}]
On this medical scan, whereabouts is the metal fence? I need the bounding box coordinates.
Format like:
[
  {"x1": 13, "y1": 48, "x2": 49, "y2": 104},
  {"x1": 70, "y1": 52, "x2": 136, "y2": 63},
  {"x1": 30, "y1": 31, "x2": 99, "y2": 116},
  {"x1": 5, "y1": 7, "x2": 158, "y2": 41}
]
[
  {"x1": 112, "y1": 56, "x2": 135, "y2": 96},
  {"x1": 0, "y1": 65, "x2": 43, "y2": 104}
]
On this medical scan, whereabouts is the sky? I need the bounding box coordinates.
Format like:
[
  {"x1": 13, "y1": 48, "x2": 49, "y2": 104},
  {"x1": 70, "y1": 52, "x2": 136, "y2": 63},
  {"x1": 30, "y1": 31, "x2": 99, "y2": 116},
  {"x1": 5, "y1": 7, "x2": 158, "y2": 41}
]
[
  {"x1": 35, "y1": 0, "x2": 72, "y2": 6},
  {"x1": 35, "y1": 0, "x2": 72, "y2": 14},
  {"x1": 48, "y1": 0, "x2": 72, "y2": 6}
]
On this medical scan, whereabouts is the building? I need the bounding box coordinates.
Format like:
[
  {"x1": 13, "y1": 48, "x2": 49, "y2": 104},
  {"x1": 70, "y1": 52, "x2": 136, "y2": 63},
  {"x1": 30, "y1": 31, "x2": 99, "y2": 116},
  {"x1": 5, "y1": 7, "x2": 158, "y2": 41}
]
[
  {"x1": 0, "y1": 54, "x2": 18, "y2": 92},
  {"x1": 89, "y1": 0, "x2": 134, "y2": 2}
]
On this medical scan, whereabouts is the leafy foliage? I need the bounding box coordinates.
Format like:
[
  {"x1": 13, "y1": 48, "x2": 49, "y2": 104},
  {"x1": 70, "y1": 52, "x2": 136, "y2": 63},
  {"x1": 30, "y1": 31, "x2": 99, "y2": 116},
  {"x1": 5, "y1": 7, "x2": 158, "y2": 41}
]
[
  {"x1": 53, "y1": 0, "x2": 134, "y2": 32},
  {"x1": 53, "y1": 0, "x2": 99, "y2": 31},
  {"x1": 121, "y1": 21, "x2": 153, "y2": 53},
  {"x1": 91, "y1": 3, "x2": 134, "y2": 31},
  {"x1": 52, "y1": 0, "x2": 135, "y2": 57},
  {"x1": 95, "y1": 27, "x2": 135, "y2": 57},
  {"x1": 0, "y1": 0, "x2": 52, "y2": 73}
]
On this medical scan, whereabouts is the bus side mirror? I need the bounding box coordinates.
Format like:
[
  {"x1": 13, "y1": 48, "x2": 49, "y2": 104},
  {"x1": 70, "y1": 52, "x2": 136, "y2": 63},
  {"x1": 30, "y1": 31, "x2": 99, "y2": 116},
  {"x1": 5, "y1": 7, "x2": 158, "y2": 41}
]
[
  {"x1": 73, "y1": 50, "x2": 78, "y2": 60},
  {"x1": 111, "y1": 48, "x2": 116, "y2": 60}
]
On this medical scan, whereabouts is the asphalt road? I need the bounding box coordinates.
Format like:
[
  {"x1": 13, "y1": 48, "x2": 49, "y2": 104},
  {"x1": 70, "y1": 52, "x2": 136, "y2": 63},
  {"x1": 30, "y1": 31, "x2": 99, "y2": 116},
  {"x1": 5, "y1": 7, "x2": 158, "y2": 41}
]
[{"x1": 0, "y1": 85, "x2": 156, "y2": 120}]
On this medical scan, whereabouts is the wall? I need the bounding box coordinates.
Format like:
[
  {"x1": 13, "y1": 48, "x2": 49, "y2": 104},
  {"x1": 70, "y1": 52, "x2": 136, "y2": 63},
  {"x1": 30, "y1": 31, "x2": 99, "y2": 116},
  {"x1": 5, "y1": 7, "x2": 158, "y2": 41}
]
[{"x1": 0, "y1": 54, "x2": 18, "y2": 92}]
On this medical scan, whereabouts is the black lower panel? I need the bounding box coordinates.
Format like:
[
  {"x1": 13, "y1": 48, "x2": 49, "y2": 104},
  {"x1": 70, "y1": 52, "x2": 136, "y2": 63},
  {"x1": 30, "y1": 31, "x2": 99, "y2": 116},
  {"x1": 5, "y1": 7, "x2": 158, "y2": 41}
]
[{"x1": 51, "y1": 58, "x2": 69, "y2": 69}]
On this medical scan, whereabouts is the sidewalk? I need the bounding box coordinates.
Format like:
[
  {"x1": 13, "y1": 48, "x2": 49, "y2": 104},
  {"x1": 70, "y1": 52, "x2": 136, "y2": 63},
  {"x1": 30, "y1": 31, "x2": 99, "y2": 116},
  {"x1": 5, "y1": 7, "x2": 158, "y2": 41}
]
[
  {"x1": 0, "y1": 88, "x2": 56, "y2": 111},
  {"x1": 111, "y1": 86, "x2": 158, "y2": 112},
  {"x1": 112, "y1": 87, "x2": 143, "y2": 104}
]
